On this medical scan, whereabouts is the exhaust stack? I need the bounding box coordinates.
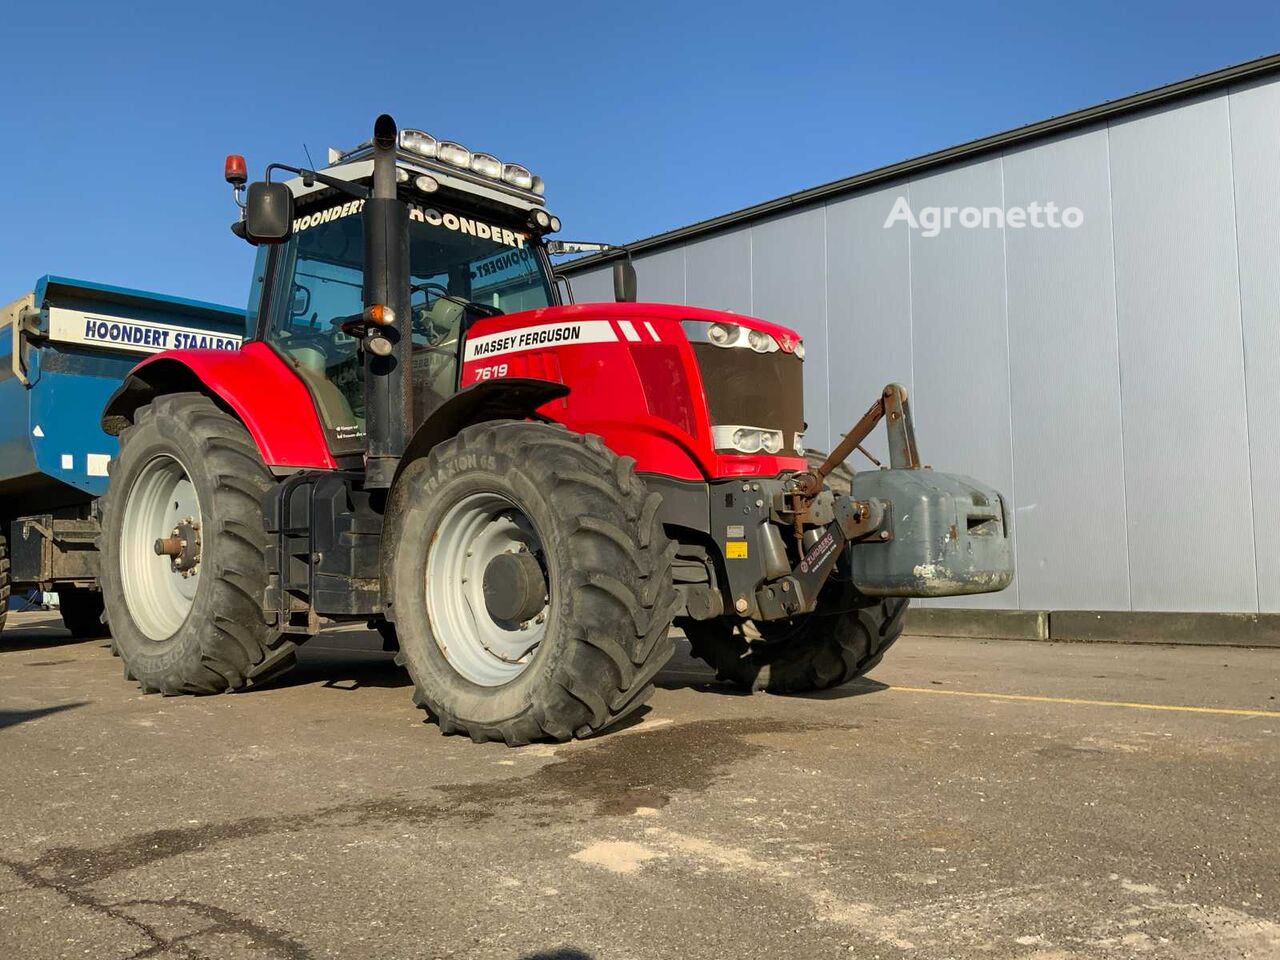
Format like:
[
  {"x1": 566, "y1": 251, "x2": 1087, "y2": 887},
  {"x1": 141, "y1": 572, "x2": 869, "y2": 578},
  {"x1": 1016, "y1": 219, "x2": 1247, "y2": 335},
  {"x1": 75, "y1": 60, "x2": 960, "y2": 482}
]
[{"x1": 362, "y1": 113, "x2": 412, "y2": 488}]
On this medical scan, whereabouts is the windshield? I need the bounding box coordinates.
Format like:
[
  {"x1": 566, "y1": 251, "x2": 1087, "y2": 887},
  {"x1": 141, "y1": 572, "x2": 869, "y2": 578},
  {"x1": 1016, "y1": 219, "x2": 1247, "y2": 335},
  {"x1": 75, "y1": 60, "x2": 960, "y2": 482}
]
[{"x1": 265, "y1": 198, "x2": 554, "y2": 451}]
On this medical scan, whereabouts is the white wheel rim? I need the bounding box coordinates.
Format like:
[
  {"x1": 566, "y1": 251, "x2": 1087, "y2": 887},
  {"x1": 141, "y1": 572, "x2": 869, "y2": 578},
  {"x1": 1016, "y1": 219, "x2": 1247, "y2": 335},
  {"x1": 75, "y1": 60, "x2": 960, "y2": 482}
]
[
  {"x1": 119, "y1": 454, "x2": 202, "y2": 642},
  {"x1": 426, "y1": 492, "x2": 549, "y2": 687}
]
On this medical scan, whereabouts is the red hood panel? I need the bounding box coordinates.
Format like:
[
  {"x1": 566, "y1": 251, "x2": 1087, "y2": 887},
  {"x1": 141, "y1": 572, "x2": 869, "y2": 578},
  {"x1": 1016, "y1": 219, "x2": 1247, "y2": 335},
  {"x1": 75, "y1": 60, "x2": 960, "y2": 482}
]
[{"x1": 476, "y1": 301, "x2": 802, "y2": 344}]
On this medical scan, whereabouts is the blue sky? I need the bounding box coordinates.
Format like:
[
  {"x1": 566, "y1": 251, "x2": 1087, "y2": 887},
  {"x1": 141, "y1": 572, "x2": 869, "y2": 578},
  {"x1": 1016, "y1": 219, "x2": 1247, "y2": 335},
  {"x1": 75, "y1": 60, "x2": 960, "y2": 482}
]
[{"x1": 3, "y1": 0, "x2": 1278, "y2": 308}]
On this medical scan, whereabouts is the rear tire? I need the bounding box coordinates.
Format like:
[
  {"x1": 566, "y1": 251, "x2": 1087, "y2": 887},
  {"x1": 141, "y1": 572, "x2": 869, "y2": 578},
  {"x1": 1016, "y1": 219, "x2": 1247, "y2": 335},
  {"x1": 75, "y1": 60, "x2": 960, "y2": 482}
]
[
  {"x1": 683, "y1": 591, "x2": 908, "y2": 693},
  {"x1": 389, "y1": 421, "x2": 678, "y2": 745},
  {"x1": 100, "y1": 393, "x2": 295, "y2": 694},
  {"x1": 58, "y1": 588, "x2": 107, "y2": 639}
]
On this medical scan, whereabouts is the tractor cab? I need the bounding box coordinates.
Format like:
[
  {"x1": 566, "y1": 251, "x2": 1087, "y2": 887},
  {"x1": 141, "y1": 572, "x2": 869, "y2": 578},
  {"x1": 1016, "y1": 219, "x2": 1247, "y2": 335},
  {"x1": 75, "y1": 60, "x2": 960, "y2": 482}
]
[{"x1": 237, "y1": 130, "x2": 562, "y2": 456}]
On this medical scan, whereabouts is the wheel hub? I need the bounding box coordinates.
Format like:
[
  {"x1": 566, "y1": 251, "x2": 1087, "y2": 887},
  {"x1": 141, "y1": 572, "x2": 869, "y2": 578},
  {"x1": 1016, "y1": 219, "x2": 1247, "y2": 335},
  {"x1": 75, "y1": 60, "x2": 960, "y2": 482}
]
[
  {"x1": 482, "y1": 549, "x2": 547, "y2": 624},
  {"x1": 425, "y1": 491, "x2": 551, "y2": 686},
  {"x1": 119, "y1": 454, "x2": 202, "y2": 642},
  {"x1": 154, "y1": 517, "x2": 201, "y2": 576}
]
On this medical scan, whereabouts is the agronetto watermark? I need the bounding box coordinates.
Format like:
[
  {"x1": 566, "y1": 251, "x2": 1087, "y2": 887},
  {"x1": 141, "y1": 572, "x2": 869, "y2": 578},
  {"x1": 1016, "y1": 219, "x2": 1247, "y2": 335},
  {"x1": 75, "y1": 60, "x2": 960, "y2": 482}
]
[{"x1": 883, "y1": 196, "x2": 1084, "y2": 238}]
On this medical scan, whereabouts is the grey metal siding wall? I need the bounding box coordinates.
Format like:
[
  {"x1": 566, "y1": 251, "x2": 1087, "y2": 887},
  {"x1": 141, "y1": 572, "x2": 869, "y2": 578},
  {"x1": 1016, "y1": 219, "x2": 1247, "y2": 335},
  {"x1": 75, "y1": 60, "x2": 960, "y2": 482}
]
[{"x1": 567, "y1": 76, "x2": 1280, "y2": 613}]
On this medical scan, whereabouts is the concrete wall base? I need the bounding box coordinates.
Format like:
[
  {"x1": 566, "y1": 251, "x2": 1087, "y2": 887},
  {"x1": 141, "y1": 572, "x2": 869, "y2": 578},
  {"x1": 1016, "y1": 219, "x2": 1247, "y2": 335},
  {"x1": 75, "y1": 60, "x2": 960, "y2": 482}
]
[{"x1": 905, "y1": 607, "x2": 1280, "y2": 648}]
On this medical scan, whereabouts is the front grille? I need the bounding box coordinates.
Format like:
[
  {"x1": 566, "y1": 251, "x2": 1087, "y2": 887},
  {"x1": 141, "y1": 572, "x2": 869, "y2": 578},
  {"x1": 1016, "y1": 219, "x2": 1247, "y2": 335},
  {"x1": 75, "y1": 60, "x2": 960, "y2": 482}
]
[{"x1": 691, "y1": 343, "x2": 805, "y2": 456}]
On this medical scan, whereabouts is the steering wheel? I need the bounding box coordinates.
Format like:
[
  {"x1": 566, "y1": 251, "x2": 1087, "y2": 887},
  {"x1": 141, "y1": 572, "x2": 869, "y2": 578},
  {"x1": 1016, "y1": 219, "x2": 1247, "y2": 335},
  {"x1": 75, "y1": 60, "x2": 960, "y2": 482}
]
[{"x1": 410, "y1": 282, "x2": 464, "y2": 347}]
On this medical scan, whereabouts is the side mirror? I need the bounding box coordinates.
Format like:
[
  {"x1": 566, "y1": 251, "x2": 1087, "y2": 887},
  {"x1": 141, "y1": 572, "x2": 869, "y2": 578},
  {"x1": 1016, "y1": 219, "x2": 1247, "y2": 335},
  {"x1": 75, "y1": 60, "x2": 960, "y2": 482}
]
[
  {"x1": 613, "y1": 259, "x2": 637, "y2": 303},
  {"x1": 244, "y1": 181, "x2": 294, "y2": 245},
  {"x1": 289, "y1": 284, "x2": 312, "y2": 317}
]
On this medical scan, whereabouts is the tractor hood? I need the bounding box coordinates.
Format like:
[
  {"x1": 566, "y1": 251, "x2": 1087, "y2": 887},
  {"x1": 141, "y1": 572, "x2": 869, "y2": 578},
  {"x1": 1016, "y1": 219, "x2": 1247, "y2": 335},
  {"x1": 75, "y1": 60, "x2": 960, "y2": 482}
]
[
  {"x1": 460, "y1": 300, "x2": 809, "y2": 482},
  {"x1": 475, "y1": 301, "x2": 804, "y2": 353}
]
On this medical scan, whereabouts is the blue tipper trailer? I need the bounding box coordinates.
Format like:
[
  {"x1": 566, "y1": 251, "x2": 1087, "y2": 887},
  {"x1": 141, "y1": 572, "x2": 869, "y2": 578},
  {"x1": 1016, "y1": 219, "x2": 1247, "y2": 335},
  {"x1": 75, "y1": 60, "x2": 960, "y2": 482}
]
[{"x1": 0, "y1": 276, "x2": 246, "y2": 636}]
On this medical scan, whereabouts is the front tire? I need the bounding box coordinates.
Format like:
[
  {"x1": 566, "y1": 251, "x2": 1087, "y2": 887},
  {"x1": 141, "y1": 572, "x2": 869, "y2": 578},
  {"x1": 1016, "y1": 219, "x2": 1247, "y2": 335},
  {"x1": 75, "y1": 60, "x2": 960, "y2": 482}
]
[
  {"x1": 389, "y1": 421, "x2": 678, "y2": 745},
  {"x1": 683, "y1": 593, "x2": 908, "y2": 693},
  {"x1": 100, "y1": 393, "x2": 295, "y2": 694}
]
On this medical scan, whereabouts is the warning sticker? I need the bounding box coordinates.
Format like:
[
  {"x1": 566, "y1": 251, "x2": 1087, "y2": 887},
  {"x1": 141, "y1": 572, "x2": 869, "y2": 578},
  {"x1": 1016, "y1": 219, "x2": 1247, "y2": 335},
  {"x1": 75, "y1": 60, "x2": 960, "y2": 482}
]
[
  {"x1": 463, "y1": 320, "x2": 617, "y2": 362},
  {"x1": 726, "y1": 541, "x2": 749, "y2": 559}
]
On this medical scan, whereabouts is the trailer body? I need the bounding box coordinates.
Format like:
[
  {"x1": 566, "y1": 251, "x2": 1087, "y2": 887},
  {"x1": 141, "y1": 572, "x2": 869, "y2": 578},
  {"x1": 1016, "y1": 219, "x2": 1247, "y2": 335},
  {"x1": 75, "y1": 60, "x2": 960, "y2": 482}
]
[{"x1": 0, "y1": 277, "x2": 244, "y2": 595}]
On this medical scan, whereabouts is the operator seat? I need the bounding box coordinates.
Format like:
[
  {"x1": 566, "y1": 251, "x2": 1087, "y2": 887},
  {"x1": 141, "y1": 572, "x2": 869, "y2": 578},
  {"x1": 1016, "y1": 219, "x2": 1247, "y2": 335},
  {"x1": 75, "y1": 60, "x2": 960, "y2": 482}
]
[{"x1": 412, "y1": 297, "x2": 465, "y2": 422}]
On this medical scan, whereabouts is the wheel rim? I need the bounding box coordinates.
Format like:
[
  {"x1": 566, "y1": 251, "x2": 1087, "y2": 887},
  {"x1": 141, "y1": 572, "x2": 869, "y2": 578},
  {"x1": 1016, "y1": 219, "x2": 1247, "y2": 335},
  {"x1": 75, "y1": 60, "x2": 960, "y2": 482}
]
[
  {"x1": 426, "y1": 492, "x2": 550, "y2": 687},
  {"x1": 119, "y1": 454, "x2": 202, "y2": 642}
]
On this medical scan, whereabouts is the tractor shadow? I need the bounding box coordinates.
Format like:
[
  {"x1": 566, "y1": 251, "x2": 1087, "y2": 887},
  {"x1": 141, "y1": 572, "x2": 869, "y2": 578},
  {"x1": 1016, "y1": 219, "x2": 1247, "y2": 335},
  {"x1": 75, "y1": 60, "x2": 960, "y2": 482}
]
[
  {"x1": 262, "y1": 627, "x2": 412, "y2": 692},
  {"x1": 657, "y1": 637, "x2": 891, "y2": 701}
]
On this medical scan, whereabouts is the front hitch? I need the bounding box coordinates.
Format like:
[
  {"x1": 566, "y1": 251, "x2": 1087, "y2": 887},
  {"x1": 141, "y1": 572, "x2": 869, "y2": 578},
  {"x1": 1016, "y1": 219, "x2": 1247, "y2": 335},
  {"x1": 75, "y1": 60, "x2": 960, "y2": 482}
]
[{"x1": 754, "y1": 383, "x2": 1013, "y2": 619}]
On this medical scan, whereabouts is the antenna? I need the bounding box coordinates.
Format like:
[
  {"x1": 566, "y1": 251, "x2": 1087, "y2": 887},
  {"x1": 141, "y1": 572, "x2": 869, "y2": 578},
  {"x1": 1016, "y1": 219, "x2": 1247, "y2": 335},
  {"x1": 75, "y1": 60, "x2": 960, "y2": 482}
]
[{"x1": 302, "y1": 143, "x2": 318, "y2": 171}]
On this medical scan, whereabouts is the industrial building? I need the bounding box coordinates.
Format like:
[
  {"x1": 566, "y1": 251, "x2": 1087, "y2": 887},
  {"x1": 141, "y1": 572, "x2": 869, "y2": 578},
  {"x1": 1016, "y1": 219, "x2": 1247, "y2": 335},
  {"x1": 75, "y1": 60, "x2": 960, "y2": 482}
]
[{"x1": 560, "y1": 53, "x2": 1280, "y2": 633}]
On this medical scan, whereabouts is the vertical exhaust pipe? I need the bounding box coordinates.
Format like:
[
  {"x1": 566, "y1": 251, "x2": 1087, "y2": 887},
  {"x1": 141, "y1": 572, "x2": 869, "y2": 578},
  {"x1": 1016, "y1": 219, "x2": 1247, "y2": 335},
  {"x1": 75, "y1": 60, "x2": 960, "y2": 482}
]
[{"x1": 362, "y1": 114, "x2": 412, "y2": 489}]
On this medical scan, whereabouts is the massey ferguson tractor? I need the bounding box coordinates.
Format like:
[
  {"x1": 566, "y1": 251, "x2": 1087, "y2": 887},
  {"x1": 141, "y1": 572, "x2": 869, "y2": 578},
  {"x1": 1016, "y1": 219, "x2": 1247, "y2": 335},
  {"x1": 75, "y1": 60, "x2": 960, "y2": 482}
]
[{"x1": 95, "y1": 115, "x2": 1013, "y2": 744}]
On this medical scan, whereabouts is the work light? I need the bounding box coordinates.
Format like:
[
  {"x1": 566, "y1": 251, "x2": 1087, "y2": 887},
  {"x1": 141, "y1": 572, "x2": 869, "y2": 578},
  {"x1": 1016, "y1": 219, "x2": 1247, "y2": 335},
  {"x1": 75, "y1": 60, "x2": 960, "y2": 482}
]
[
  {"x1": 502, "y1": 163, "x2": 533, "y2": 189},
  {"x1": 438, "y1": 142, "x2": 471, "y2": 168},
  {"x1": 470, "y1": 153, "x2": 502, "y2": 179},
  {"x1": 400, "y1": 129, "x2": 439, "y2": 159}
]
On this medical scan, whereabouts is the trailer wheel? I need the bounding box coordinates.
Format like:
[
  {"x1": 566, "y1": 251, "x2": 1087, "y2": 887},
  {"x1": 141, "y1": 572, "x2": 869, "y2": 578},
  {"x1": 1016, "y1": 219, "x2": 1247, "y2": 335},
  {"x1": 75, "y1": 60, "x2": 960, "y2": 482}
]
[
  {"x1": 0, "y1": 530, "x2": 8, "y2": 636},
  {"x1": 100, "y1": 393, "x2": 294, "y2": 694},
  {"x1": 57, "y1": 588, "x2": 107, "y2": 639},
  {"x1": 388, "y1": 421, "x2": 678, "y2": 745},
  {"x1": 683, "y1": 591, "x2": 908, "y2": 693}
]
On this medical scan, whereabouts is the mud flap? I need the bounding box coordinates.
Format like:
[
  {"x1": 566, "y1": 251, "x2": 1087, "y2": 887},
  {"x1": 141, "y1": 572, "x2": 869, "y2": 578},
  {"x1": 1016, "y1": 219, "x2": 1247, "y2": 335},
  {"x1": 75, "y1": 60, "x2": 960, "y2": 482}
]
[{"x1": 844, "y1": 469, "x2": 1013, "y2": 598}]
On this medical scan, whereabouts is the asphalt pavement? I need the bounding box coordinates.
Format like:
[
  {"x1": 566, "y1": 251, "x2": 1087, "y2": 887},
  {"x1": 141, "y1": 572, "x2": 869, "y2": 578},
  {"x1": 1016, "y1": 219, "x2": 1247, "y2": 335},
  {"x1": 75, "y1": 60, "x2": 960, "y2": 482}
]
[{"x1": 1, "y1": 610, "x2": 1277, "y2": 960}]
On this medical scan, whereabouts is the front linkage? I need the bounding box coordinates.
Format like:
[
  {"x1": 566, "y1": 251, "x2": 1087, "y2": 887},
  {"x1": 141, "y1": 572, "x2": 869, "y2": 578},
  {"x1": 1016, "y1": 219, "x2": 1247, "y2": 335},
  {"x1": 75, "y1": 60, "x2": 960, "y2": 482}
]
[{"x1": 707, "y1": 383, "x2": 1013, "y2": 624}]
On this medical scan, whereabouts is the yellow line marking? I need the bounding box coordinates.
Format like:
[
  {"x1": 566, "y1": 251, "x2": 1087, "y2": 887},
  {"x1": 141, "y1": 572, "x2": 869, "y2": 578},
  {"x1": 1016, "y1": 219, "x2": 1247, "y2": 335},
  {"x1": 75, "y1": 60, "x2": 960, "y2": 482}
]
[{"x1": 888, "y1": 685, "x2": 1280, "y2": 718}]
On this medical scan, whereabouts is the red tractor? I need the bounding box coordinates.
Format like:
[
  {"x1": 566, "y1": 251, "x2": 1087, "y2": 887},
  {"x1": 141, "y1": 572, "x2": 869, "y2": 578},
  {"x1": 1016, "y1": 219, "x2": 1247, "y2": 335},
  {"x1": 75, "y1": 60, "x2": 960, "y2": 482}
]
[{"x1": 97, "y1": 116, "x2": 1013, "y2": 744}]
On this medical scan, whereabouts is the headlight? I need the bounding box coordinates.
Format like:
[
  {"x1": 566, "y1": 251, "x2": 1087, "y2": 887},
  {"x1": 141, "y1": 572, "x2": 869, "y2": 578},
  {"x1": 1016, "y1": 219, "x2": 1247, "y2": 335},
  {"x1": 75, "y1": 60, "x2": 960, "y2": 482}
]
[
  {"x1": 747, "y1": 328, "x2": 776, "y2": 353},
  {"x1": 794, "y1": 432, "x2": 806, "y2": 456},
  {"x1": 414, "y1": 175, "x2": 438, "y2": 194},
  {"x1": 470, "y1": 153, "x2": 502, "y2": 178},
  {"x1": 794, "y1": 340, "x2": 805, "y2": 360},
  {"x1": 713, "y1": 425, "x2": 785, "y2": 455},
  {"x1": 395, "y1": 168, "x2": 410, "y2": 183},
  {"x1": 400, "y1": 129, "x2": 438, "y2": 159},
  {"x1": 531, "y1": 175, "x2": 546, "y2": 196},
  {"x1": 689, "y1": 320, "x2": 783, "y2": 352},
  {"x1": 708, "y1": 322, "x2": 739, "y2": 345},
  {"x1": 438, "y1": 141, "x2": 471, "y2": 168},
  {"x1": 733, "y1": 428, "x2": 760, "y2": 453},
  {"x1": 502, "y1": 163, "x2": 533, "y2": 189}
]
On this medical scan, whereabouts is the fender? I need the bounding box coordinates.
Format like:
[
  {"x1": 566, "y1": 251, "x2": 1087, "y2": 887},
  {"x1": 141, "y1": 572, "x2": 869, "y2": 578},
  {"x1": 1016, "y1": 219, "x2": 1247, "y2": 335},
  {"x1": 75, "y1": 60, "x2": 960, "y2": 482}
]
[
  {"x1": 101, "y1": 342, "x2": 337, "y2": 470},
  {"x1": 395, "y1": 377, "x2": 570, "y2": 480}
]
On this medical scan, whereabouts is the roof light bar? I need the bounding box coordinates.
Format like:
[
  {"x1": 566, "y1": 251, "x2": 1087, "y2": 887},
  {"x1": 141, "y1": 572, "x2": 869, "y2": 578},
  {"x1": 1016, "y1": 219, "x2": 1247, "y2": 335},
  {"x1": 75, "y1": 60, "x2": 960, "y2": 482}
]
[{"x1": 340, "y1": 128, "x2": 545, "y2": 196}]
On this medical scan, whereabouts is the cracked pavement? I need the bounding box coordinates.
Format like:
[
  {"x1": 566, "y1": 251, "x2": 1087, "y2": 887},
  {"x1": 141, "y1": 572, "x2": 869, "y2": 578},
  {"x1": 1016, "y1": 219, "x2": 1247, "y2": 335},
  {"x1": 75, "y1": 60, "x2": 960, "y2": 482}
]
[{"x1": 0, "y1": 610, "x2": 1277, "y2": 959}]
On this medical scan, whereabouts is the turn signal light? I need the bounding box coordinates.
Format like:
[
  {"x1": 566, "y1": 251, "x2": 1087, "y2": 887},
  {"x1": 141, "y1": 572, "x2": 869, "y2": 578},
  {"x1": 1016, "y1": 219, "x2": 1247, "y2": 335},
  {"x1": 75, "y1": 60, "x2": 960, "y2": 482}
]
[{"x1": 363, "y1": 304, "x2": 395, "y2": 326}]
